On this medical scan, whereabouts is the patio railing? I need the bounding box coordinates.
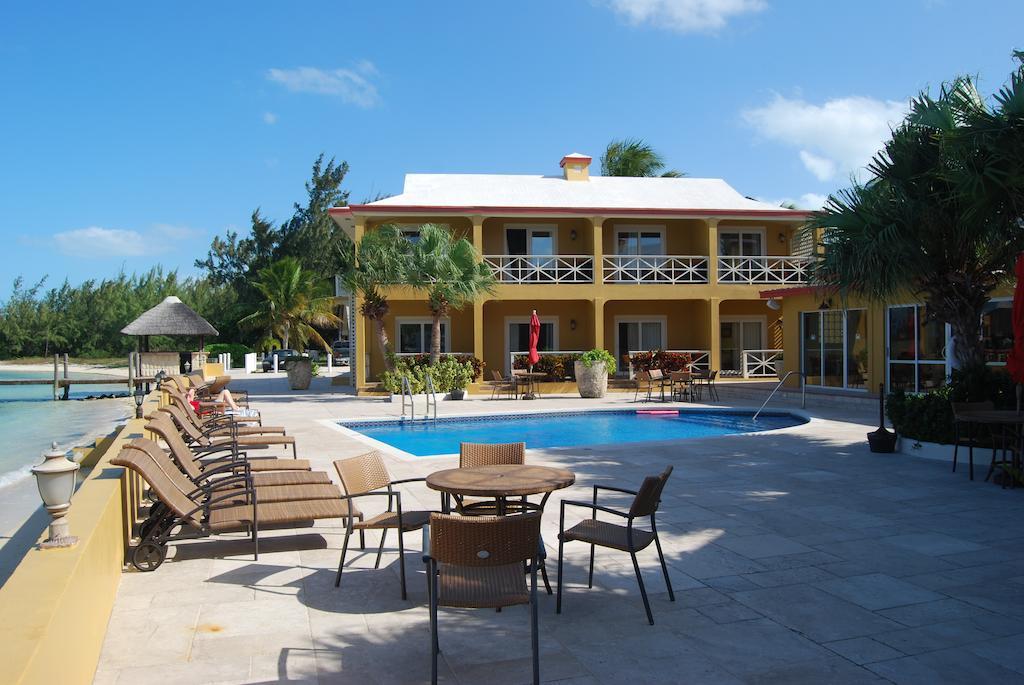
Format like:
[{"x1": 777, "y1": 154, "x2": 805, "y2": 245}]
[
  {"x1": 484, "y1": 255, "x2": 593, "y2": 283},
  {"x1": 626, "y1": 349, "x2": 711, "y2": 378},
  {"x1": 602, "y1": 255, "x2": 709, "y2": 284},
  {"x1": 742, "y1": 349, "x2": 783, "y2": 378},
  {"x1": 717, "y1": 256, "x2": 811, "y2": 284}
]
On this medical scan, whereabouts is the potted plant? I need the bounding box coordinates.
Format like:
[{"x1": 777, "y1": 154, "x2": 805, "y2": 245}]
[
  {"x1": 287, "y1": 354, "x2": 313, "y2": 390},
  {"x1": 448, "y1": 361, "x2": 474, "y2": 400},
  {"x1": 574, "y1": 349, "x2": 617, "y2": 398}
]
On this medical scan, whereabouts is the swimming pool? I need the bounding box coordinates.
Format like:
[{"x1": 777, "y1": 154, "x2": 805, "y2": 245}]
[{"x1": 337, "y1": 409, "x2": 806, "y2": 457}]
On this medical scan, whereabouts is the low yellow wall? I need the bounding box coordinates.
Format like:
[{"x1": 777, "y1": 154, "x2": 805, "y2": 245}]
[{"x1": 0, "y1": 399, "x2": 156, "y2": 685}]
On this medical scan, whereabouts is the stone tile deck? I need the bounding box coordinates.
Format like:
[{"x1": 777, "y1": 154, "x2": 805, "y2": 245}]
[{"x1": 95, "y1": 378, "x2": 1024, "y2": 684}]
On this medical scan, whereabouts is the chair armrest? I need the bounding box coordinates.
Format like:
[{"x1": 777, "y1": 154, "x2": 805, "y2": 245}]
[
  {"x1": 389, "y1": 477, "x2": 427, "y2": 486},
  {"x1": 561, "y1": 499, "x2": 629, "y2": 518},
  {"x1": 594, "y1": 484, "x2": 638, "y2": 496}
]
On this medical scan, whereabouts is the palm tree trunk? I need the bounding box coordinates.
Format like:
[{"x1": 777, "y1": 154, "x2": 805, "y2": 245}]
[
  {"x1": 430, "y1": 313, "x2": 442, "y2": 366},
  {"x1": 949, "y1": 309, "x2": 986, "y2": 370},
  {"x1": 282, "y1": 322, "x2": 290, "y2": 350},
  {"x1": 374, "y1": 316, "x2": 394, "y2": 371}
]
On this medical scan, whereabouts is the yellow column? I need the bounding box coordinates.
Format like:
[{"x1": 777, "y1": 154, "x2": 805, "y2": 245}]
[
  {"x1": 591, "y1": 217, "x2": 604, "y2": 285},
  {"x1": 473, "y1": 300, "x2": 485, "y2": 363},
  {"x1": 471, "y1": 215, "x2": 484, "y2": 258},
  {"x1": 706, "y1": 218, "x2": 719, "y2": 284},
  {"x1": 352, "y1": 220, "x2": 366, "y2": 389},
  {"x1": 592, "y1": 297, "x2": 605, "y2": 352},
  {"x1": 708, "y1": 297, "x2": 721, "y2": 373}
]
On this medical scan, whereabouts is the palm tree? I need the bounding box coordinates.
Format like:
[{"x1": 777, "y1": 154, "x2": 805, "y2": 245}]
[
  {"x1": 239, "y1": 257, "x2": 340, "y2": 351},
  {"x1": 408, "y1": 224, "x2": 496, "y2": 364},
  {"x1": 805, "y1": 56, "x2": 1024, "y2": 369},
  {"x1": 341, "y1": 225, "x2": 411, "y2": 371},
  {"x1": 600, "y1": 138, "x2": 684, "y2": 177}
]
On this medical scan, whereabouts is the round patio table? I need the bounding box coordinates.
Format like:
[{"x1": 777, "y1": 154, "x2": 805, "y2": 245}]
[
  {"x1": 514, "y1": 371, "x2": 548, "y2": 400},
  {"x1": 426, "y1": 464, "x2": 575, "y2": 515},
  {"x1": 956, "y1": 409, "x2": 1024, "y2": 485}
]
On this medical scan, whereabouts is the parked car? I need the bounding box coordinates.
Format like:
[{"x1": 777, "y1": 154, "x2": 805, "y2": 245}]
[
  {"x1": 262, "y1": 349, "x2": 297, "y2": 372},
  {"x1": 331, "y1": 340, "x2": 350, "y2": 364}
]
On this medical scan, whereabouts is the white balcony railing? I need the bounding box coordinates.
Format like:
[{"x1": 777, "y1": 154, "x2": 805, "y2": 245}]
[
  {"x1": 626, "y1": 350, "x2": 711, "y2": 378},
  {"x1": 484, "y1": 255, "x2": 593, "y2": 284},
  {"x1": 742, "y1": 349, "x2": 783, "y2": 378},
  {"x1": 717, "y1": 256, "x2": 810, "y2": 284},
  {"x1": 603, "y1": 256, "x2": 709, "y2": 284}
]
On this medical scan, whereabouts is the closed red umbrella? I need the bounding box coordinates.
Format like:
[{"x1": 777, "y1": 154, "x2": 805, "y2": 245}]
[
  {"x1": 528, "y1": 309, "x2": 541, "y2": 368},
  {"x1": 1006, "y1": 254, "x2": 1024, "y2": 411}
]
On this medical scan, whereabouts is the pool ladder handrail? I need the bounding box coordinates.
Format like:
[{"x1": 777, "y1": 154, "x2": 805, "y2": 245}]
[
  {"x1": 400, "y1": 375, "x2": 415, "y2": 420},
  {"x1": 752, "y1": 371, "x2": 806, "y2": 421},
  {"x1": 424, "y1": 371, "x2": 438, "y2": 421}
]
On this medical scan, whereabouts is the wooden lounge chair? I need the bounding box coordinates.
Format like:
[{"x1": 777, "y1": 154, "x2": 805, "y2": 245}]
[
  {"x1": 333, "y1": 452, "x2": 434, "y2": 599},
  {"x1": 425, "y1": 512, "x2": 542, "y2": 685},
  {"x1": 164, "y1": 386, "x2": 263, "y2": 428},
  {"x1": 145, "y1": 414, "x2": 313, "y2": 473},
  {"x1": 557, "y1": 467, "x2": 675, "y2": 625},
  {"x1": 205, "y1": 375, "x2": 249, "y2": 403},
  {"x1": 489, "y1": 370, "x2": 518, "y2": 400},
  {"x1": 154, "y1": 404, "x2": 297, "y2": 458},
  {"x1": 111, "y1": 446, "x2": 348, "y2": 571}
]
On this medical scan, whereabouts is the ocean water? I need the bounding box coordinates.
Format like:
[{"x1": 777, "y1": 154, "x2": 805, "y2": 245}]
[{"x1": 0, "y1": 370, "x2": 131, "y2": 490}]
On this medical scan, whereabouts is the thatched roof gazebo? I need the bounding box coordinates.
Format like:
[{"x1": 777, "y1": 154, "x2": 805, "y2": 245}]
[{"x1": 121, "y1": 296, "x2": 219, "y2": 351}]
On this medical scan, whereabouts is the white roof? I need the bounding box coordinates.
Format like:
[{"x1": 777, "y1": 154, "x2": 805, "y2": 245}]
[{"x1": 366, "y1": 174, "x2": 787, "y2": 213}]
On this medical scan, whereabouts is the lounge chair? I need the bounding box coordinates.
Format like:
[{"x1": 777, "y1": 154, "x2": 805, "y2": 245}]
[
  {"x1": 145, "y1": 414, "x2": 313, "y2": 473},
  {"x1": 111, "y1": 445, "x2": 348, "y2": 571},
  {"x1": 154, "y1": 404, "x2": 298, "y2": 459},
  {"x1": 205, "y1": 375, "x2": 249, "y2": 403},
  {"x1": 158, "y1": 403, "x2": 285, "y2": 440},
  {"x1": 425, "y1": 512, "x2": 542, "y2": 685},
  {"x1": 333, "y1": 451, "x2": 433, "y2": 599},
  {"x1": 557, "y1": 467, "x2": 675, "y2": 625},
  {"x1": 164, "y1": 386, "x2": 263, "y2": 428}
]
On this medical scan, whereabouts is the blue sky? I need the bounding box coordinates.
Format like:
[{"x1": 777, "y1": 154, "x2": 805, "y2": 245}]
[{"x1": 1, "y1": 1, "x2": 1021, "y2": 295}]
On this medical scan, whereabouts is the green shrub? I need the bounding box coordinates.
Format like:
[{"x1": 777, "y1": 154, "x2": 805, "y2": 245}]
[
  {"x1": 379, "y1": 356, "x2": 475, "y2": 394},
  {"x1": 886, "y1": 365, "x2": 1015, "y2": 444},
  {"x1": 205, "y1": 343, "x2": 253, "y2": 368},
  {"x1": 627, "y1": 350, "x2": 693, "y2": 374},
  {"x1": 512, "y1": 353, "x2": 581, "y2": 379},
  {"x1": 579, "y1": 349, "x2": 617, "y2": 375}
]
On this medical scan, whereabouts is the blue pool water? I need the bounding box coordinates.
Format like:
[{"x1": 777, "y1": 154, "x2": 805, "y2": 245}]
[{"x1": 340, "y1": 409, "x2": 806, "y2": 457}]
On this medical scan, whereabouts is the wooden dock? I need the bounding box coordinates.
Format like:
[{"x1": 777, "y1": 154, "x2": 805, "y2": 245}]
[{"x1": 2, "y1": 354, "x2": 150, "y2": 400}]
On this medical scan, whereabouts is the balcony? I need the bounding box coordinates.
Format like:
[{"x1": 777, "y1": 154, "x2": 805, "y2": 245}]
[
  {"x1": 717, "y1": 256, "x2": 810, "y2": 284},
  {"x1": 484, "y1": 255, "x2": 593, "y2": 284},
  {"x1": 603, "y1": 256, "x2": 709, "y2": 284}
]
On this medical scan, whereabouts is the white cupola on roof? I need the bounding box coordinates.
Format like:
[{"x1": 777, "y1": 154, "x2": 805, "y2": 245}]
[{"x1": 560, "y1": 152, "x2": 592, "y2": 181}]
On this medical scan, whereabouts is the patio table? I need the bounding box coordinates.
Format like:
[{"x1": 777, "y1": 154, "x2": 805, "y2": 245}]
[
  {"x1": 956, "y1": 409, "x2": 1024, "y2": 485},
  {"x1": 427, "y1": 464, "x2": 575, "y2": 515},
  {"x1": 515, "y1": 371, "x2": 548, "y2": 400}
]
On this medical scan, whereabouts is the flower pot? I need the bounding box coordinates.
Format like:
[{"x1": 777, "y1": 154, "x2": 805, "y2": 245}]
[
  {"x1": 449, "y1": 388, "x2": 466, "y2": 400},
  {"x1": 574, "y1": 361, "x2": 608, "y2": 398},
  {"x1": 287, "y1": 358, "x2": 313, "y2": 390}
]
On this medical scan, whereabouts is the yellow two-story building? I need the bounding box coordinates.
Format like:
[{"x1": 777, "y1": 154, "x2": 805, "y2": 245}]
[{"x1": 330, "y1": 152, "x2": 823, "y2": 390}]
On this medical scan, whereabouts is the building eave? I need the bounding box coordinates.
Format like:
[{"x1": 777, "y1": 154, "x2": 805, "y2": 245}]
[{"x1": 334, "y1": 204, "x2": 812, "y2": 220}]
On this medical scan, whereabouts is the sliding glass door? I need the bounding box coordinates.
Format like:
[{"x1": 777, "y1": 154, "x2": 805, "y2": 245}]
[
  {"x1": 887, "y1": 305, "x2": 946, "y2": 392},
  {"x1": 801, "y1": 309, "x2": 867, "y2": 390}
]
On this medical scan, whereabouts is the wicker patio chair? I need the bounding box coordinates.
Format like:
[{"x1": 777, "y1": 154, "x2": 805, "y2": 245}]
[
  {"x1": 669, "y1": 371, "x2": 691, "y2": 402},
  {"x1": 333, "y1": 451, "x2": 434, "y2": 599},
  {"x1": 425, "y1": 512, "x2": 543, "y2": 685},
  {"x1": 163, "y1": 383, "x2": 263, "y2": 425},
  {"x1": 111, "y1": 445, "x2": 348, "y2": 572},
  {"x1": 706, "y1": 370, "x2": 720, "y2": 402},
  {"x1": 455, "y1": 442, "x2": 527, "y2": 511},
  {"x1": 155, "y1": 402, "x2": 298, "y2": 459},
  {"x1": 557, "y1": 466, "x2": 675, "y2": 625},
  {"x1": 489, "y1": 369, "x2": 518, "y2": 400},
  {"x1": 633, "y1": 370, "x2": 654, "y2": 402}
]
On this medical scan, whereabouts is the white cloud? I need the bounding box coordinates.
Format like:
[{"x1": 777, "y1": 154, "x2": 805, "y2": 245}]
[
  {"x1": 742, "y1": 94, "x2": 908, "y2": 181},
  {"x1": 52, "y1": 224, "x2": 200, "y2": 257},
  {"x1": 262, "y1": 111, "x2": 278, "y2": 124},
  {"x1": 603, "y1": 0, "x2": 766, "y2": 34},
  {"x1": 266, "y1": 63, "x2": 380, "y2": 108}
]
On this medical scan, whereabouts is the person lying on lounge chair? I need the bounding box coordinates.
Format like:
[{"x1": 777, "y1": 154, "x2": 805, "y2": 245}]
[{"x1": 186, "y1": 386, "x2": 258, "y2": 418}]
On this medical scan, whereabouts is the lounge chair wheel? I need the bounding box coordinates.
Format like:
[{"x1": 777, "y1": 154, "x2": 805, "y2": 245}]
[{"x1": 132, "y1": 541, "x2": 167, "y2": 572}]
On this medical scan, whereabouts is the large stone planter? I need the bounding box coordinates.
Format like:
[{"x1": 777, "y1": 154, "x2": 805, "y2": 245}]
[
  {"x1": 287, "y1": 358, "x2": 313, "y2": 390},
  {"x1": 574, "y1": 361, "x2": 608, "y2": 398}
]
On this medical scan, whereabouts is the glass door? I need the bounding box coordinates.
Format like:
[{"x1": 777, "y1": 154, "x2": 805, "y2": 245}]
[
  {"x1": 719, "y1": 231, "x2": 764, "y2": 256},
  {"x1": 801, "y1": 309, "x2": 868, "y2": 390},
  {"x1": 617, "y1": 320, "x2": 665, "y2": 373},
  {"x1": 886, "y1": 305, "x2": 946, "y2": 392},
  {"x1": 508, "y1": 321, "x2": 555, "y2": 370},
  {"x1": 720, "y1": 320, "x2": 764, "y2": 375},
  {"x1": 507, "y1": 227, "x2": 556, "y2": 280}
]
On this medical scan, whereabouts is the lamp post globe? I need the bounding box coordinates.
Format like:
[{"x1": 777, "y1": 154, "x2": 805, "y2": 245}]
[{"x1": 31, "y1": 442, "x2": 80, "y2": 548}]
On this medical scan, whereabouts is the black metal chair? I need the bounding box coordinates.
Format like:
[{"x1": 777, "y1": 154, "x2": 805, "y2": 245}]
[
  {"x1": 556, "y1": 467, "x2": 675, "y2": 625},
  {"x1": 951, "y1": 401, "x2": 994, "y2": 480}
]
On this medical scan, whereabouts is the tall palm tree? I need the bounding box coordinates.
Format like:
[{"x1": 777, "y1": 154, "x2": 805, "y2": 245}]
[
  {"x1": 408, "y1": 224, "x2": 496, "y2": 364},
  {"x1": 600, "y1": 138, "x2": 684, "y2": 177},
  {"x1": 238, "y1": 257, "x2": 340, "y2": 351},
  {"x1": 341, "y1": 225, "x2": 411, "y2": 371},
  {"x1": 805, "y1": 56, "x2": 1024, "y2": 369}
]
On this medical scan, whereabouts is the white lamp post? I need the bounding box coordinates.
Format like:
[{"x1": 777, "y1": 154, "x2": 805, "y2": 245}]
[{"x1": 32, "y1": 442, "x2": 80, "y2": 549}]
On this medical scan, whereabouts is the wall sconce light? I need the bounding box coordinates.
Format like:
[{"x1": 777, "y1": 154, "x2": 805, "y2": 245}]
[
  {"x1": 134, "y1": 386, "x2": 146, "y2": 418},
  {"x1": 766, "y1": 298, "x2": 781, "y2": 311},
  {"x1": 569, "y1": 319, "x2": 577, "y2": 331},
  {"x1": 32, "y1": 442, "x2": 80, "y2": 549},
  {"x1": 569, "y1": 229, "x2": 577, "y2": 241},
  {"x1": 818, "y1": 299, "x2": 832, "y2": 311},
  {"x1": 778, "y1": 232, "x2": 787, "y2": 244}
]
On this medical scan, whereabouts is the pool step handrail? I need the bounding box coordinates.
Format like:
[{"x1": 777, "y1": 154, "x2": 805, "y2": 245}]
[
  {"x1": 401, "y1": 375, "x2": 414, "y2": 420},
  {"x1": 752, "y1": 371, "x2": 806, "y2": 421},
  {"x1": 424, "y1": 371, "x2": 438, "y2": 421}
]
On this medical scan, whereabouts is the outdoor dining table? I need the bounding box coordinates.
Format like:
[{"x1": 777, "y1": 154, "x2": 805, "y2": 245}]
[
  {"x1": 956, "y1": 409, "x2": 1024, "y2": 485},
  {"x1": 515, "y1": 371, "x2": 548, "y2": 400},
  {"x1": 426, "y1": 464, "x2": 576, "y2": 515}
]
